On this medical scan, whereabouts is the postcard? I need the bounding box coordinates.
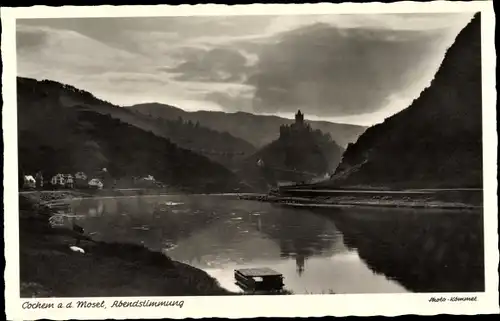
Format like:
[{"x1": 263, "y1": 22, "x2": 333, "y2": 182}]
[{"x1": 2, "y1": 1, "x2": 498, "y2": 319}]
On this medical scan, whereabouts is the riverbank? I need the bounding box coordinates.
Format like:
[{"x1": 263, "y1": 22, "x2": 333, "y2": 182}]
[
  {"x1": 20, "y1": 187, "x2": 176, "y2": 199},
  {"x1": 19, "y1": 188, "x2": 253, "y2": 201},
  {"x1": 19, "y1": 192, "x2": 234, "y2": 297},
  {"x1": 21, "y1": 186, "x2": 482, "y2": 211},
  {"x1": 238, "y1": 191, "x2": 483, "y2": 210}
]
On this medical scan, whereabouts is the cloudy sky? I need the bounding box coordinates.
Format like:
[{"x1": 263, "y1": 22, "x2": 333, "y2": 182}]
[{"x1": 16, "y1": 13, "x2": 474, "y2": 126}]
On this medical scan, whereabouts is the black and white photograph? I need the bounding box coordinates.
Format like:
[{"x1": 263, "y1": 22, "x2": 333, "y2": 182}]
[{"x1": 2, "y1": 1, "x2": 498, "y2": 319}]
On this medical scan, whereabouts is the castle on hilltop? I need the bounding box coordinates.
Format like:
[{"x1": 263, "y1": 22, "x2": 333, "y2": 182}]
[
  {"x1": 279, "y1": 110, "x2": 311, "y2": 138},
  {"x1": 295, "y1": 110, "x2": 304, "y2": 125}
]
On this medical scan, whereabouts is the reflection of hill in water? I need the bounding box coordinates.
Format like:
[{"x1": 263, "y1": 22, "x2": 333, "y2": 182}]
[
  {"x1": 313, "y1": 207, "x2": 484, "y2": 292},
  {"x1": 165, "y1": 220, "x2": 281, "y2": 267},
  {"x1": 258, "y1": 205, "x2": 346, "y2": 257},
  {"x1": 74, "y1": 196, "x2": 345, "y2": 270},
  {"x1": 166, "y1": 203, "x2": 346, "y2": 270},
  {"x1": 72, "y1": 196, "x2": 222, "y2": 251},
  {"x1": 73, "y1": 196, "x2": 346, "y2": 276}
]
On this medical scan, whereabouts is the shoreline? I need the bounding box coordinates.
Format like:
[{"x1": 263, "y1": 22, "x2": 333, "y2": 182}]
[
  {"x1": 237, "y1": 192, "x2": 483, "y2": 210},
  {"x1": 19, "y1": 190, "x2": 293, "y2": 297},
  {"x1": 19, "y1": 188, "x2": 252, "y2": 201},
  {"x1": 20, "y1": 187, "x2": 483, "y2": 210},
  {"x1": 19, "y1": 192, "x2": 235, "y2": 297}
]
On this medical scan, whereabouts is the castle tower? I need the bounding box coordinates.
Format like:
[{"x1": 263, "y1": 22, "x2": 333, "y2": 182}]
[
  {"x1": 296, "y1": 254, "x2": 305, "y2": 276},
  {"x1": 295, "y1": 110, "x2": 304, "y2": 125}
]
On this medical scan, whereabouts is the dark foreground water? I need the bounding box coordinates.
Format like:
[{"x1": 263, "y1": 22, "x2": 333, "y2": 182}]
[{"x1": 68, "y1": 194, "x2": 484, "y2": 294}]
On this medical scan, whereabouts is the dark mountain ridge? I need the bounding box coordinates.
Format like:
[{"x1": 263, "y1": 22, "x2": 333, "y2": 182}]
[
  {"x1": 324, "y1": 14, "x2": 482, "y2": 189},
  {"x1": 135, "y1": 113, "x2": 256, "y2": 169},
  {"x1": 16, "y1": 77, "x2": 256, "y2": 169},
  {"x1": 236, "y1": 114, "x2": 344, "y2": 191},
  {"x1": 127, "y1": 103, "x2": 367, "y2": 148},
  {"x1": 17, "y1": 77, "x2": 250, "y2": 193}
]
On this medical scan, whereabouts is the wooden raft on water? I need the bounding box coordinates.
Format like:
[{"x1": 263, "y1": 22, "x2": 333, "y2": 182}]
[{"x1": 234, "y1": 267, "x2": 285, "y2": 292}]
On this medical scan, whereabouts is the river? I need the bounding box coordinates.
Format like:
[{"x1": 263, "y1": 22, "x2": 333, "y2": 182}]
[{"x1": 68, "y1": 194, "x2": 484, "y2": 294}]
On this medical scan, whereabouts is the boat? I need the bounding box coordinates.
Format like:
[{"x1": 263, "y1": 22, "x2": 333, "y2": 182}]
[{"x1": 234, "y1": 267, "x2": 285, "y2": 292}]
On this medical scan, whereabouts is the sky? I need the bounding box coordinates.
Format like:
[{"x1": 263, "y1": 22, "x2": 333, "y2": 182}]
[{"x1": 16, "y1": 12, "x2": 474, "y2": 126}]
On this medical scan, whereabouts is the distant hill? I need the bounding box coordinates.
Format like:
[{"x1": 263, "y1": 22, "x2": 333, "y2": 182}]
[
  {"x1": 134, "y1": 114, "x2": 256, "y2": 170},
  {"x1": 320, "y1": 14, "x2": 482, "y2": 189},
  {"x1": 236, "y1": 118, "x2": 344, "y2": 191},
  {"x1": 127, "y1": 103, "x2": 367, "y2": 148},
  {"x1": 15, "y1": 77, "x2": 256, "y2": 169},
  {"x1": 17, "y1": 77, "x2": 251, "y2": 193}
]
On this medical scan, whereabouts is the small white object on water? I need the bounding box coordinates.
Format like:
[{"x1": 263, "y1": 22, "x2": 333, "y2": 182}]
[
  {"x1": 69, "y1": 246, "x2": 85, "y2": 254},
  {"x1": 132, "y1": 226, "x2": 150, "y2": 231},
  {"x1": 164, "y1": 201, "x2": 182, "y2": 206}
]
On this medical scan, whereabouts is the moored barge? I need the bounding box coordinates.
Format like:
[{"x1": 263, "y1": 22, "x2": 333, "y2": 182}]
[{"x1": 234, "y1": 267, "x2": 285, "y2": 292}]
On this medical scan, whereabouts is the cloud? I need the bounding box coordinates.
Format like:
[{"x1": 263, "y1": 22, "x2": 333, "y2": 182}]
[
  {"x1": 165, "y1": 47, "x2": 250, "y2": 83},
  {"x1": 17, "y1": 25, "x2": 147, "y2": 74},
  {"x1": 246, "y1": 17, "x2": 472, "y2": 119},
  {"x1": 16, "y1": 13, "x2": 474, "y2": 125},
  {"x1": 204, "y1": 87, "x2": 255, "y2": 113}
]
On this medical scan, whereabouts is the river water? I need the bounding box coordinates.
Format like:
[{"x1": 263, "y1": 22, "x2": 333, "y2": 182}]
[{"x1": 69, "y1": 194, "x2": 484, "y2": 294}]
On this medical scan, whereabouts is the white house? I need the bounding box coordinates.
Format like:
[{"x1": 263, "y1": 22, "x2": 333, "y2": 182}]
[
  {"x1": 136, "y1": 175, "x2": 157, "y2": 188},
  {"x1": 142, "y1": 175, "x2": 155, "y2": 181},
  {"x1": 65, "y1": 174, "x2": 74, "y2": 188},
  {"x1": 51, "y1": 174, "x2": 66, "y2": 187},
  {"x1": 88, "y1": 178, "x2": 104, "y2": 190},
  {"x1": 23, "y1": 175, "x2": 36, "y2": 189}
]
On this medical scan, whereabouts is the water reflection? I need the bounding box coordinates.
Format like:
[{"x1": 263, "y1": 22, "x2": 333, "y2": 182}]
[
  {"x1": 69, "y1": 195, "x2": 482, "y2": 294},
  {"x1": 311, "y1": 206, "x2": 485, "y2": 293},
  {"x1": 72, "y1": 198, "x2": 106, "y2": 217},
  {"x1": 296, "y1": 255, "x2": 305, "y2": 276},
  {"x1": 163, "y1": 200, "x2": 347, "y2": 277}
]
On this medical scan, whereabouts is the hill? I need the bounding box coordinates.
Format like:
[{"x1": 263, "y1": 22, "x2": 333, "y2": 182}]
[
  {"x1": 237, "y1": 117, "x2": 344, "y2": 191},
  {"x1": 322, "y1": 14, "x2": 482, "y2": 189},
  {"x1": 127, "y1": 103, "x2": 366, "y2": 148},
  {"x1": 17, "y1": 77, "x2": 250, "y2": 193},
  {"x1": 136, "y1": 114, "x2": 256, "y2": 170},
  {"x1": 16, "y1": 76, "x2": 256, "y2": 169}
]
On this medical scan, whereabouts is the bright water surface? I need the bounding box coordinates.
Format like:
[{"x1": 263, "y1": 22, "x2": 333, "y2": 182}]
[{"x1": 69, "y1": 194, "x2": 484, "y2": 294}]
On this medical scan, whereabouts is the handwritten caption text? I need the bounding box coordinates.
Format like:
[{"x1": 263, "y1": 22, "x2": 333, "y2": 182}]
[{"x1": 22, "y1": 299, "x2": 184, "y2": 310}]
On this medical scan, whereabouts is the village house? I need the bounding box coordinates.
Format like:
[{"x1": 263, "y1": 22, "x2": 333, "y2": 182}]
[
  {"x1": 75, "y1": 172, "x2": 87, "y2": 180},
  {"x1": 136, "y1": 175, "x2": 157, "y2": 188},
  {"x1": 51, "y1": 174, "x2": 66, "y2": 188},
  {"x1": 88, "y1": 178, "x2": 104, "y2": 190},
  {"x1": 23, "y1": 175, "x2": 36, "y2": 189},
  {"x1": 64, "y1": 174, "x2": 74, "y2": 189}
]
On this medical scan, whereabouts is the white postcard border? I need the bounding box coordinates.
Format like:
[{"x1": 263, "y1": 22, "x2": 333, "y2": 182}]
[{"x1": 2, "y1": 1, "x2": 498, "y2": 319}]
